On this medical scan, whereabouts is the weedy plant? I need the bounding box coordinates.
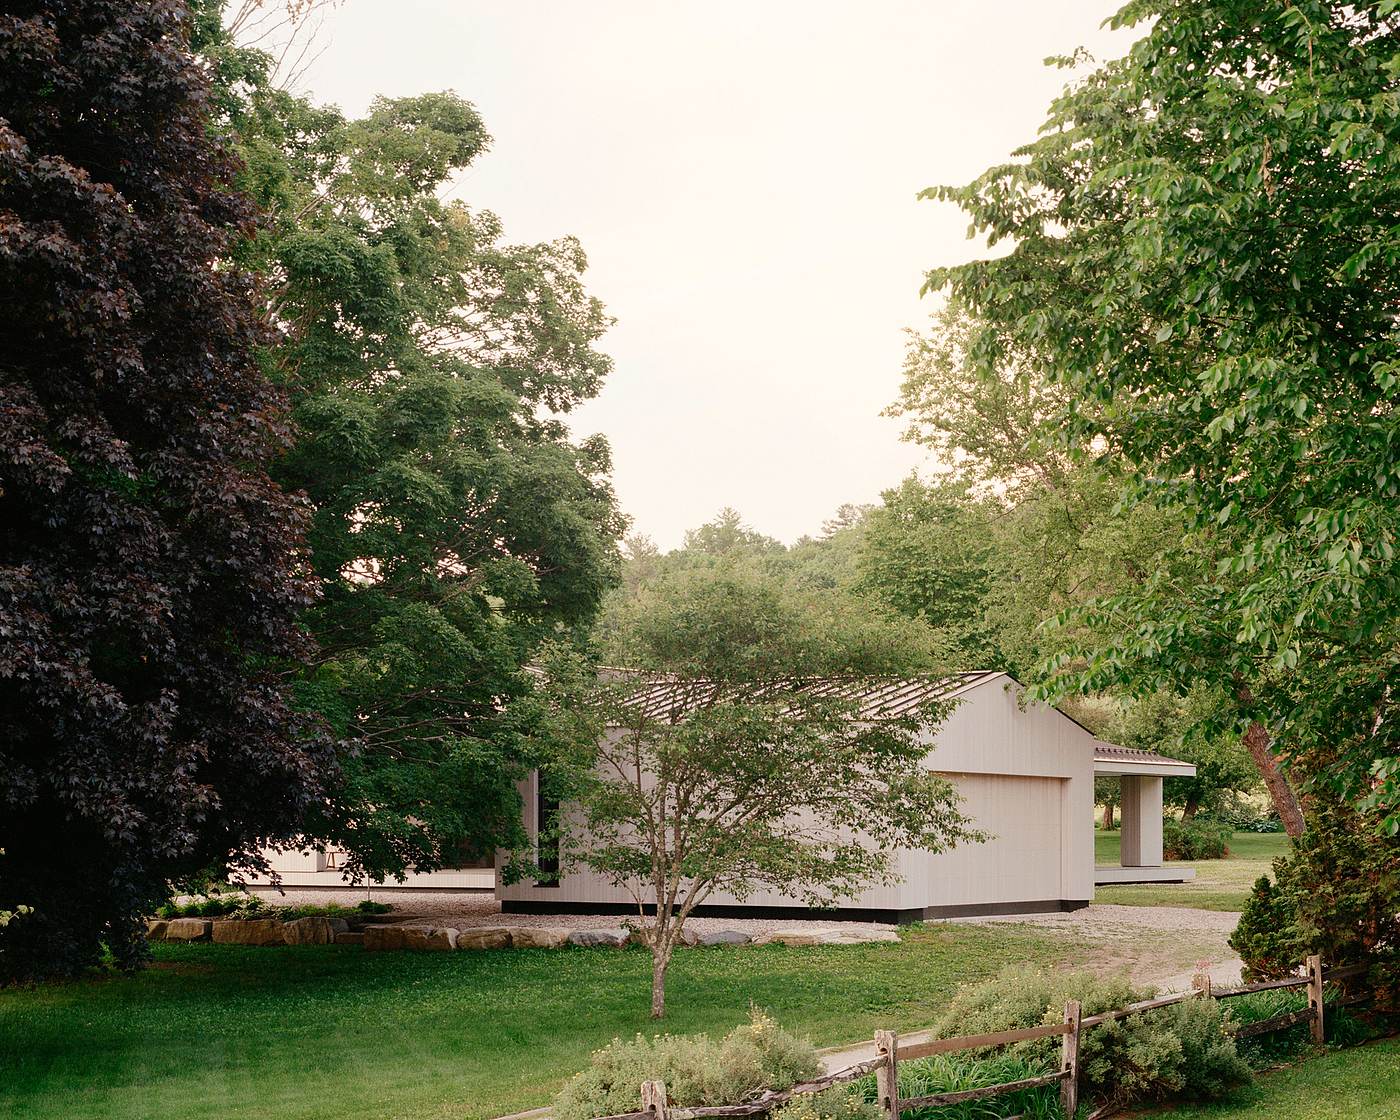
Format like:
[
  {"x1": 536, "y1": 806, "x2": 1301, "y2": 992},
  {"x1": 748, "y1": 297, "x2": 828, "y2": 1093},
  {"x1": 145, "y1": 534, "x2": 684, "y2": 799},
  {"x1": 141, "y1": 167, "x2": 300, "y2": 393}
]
[{"x1": 852, "y1": 1053, "x2": 1061, "y2": 1120}]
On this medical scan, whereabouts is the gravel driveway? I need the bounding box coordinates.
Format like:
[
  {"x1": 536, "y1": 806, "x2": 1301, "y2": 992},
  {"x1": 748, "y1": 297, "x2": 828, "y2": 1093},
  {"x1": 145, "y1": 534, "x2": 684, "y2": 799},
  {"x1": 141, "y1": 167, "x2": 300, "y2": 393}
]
[{"x1": 248, "y1": 888, "x2": 1243, "y2": 988}]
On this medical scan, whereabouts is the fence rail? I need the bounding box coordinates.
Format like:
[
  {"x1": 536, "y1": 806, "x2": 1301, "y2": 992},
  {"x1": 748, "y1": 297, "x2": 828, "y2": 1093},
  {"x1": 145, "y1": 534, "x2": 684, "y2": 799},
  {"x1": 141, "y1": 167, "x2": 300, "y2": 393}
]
[{"x1": 586, "y1": 953, "x2": 1373, "y2": 1120}]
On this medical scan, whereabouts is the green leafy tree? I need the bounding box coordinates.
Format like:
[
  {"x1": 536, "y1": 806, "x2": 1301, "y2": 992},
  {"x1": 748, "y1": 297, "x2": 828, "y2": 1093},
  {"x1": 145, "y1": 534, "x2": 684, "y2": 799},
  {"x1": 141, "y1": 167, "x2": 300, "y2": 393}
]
[
  {"x1": 193, "y1": 6, "x2": 625, "y2": 878},
  {"x1": 874, "y1": 304, "x2": 1197, "y2": 680},
  {"x1": 0, "y1": 0, "x2": 336, "y2": 979},
  {"x1": 545, "y1": 569, "x2": 984, "y2": 1018},
  {"x1": 923, "y1": 1, "x2": 1400, "y2": 829}
]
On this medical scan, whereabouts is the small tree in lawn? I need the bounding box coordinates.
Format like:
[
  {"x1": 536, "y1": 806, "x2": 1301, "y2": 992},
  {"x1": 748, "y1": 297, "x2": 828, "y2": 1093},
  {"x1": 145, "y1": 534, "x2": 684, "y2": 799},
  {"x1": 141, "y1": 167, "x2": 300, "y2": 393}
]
[{"x1": 546, "y1": 569, "x2": 987, "y2": 1018}]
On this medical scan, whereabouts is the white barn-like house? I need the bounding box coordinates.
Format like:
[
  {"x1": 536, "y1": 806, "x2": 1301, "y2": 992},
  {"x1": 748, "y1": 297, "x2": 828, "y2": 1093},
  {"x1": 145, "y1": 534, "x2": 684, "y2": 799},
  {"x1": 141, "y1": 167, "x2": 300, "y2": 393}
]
[
  {"x1": 249, "y1": 673, "x2": 1195, "y2": 911},
  {"x1": 497, "y1": 671, "x2": 1196, "y2": 923}
]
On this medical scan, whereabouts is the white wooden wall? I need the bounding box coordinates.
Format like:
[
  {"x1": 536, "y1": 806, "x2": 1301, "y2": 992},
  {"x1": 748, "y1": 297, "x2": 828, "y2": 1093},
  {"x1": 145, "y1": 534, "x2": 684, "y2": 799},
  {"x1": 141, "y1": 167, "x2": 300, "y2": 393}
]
[{"x1": 498, "y1": 675, "x2": 1096, "y2": 915}]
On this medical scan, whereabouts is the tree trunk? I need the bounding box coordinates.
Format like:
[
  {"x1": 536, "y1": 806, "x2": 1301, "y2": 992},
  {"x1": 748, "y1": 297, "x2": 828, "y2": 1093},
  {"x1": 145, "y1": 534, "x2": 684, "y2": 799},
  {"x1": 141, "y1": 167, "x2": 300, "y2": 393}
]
[
  {"x1": 1101, "y1": 799, "x2": 1116, "y2": 830},
  {"x1": 1181, "y1": 791, "x2": 1202, "y2": 821},
  {"x1": 1242, "y1": 719, "x2": 1306, "y2": 838},
  {"x1": 650, "y1": 943, "x2": 672, "y2": 1018}
]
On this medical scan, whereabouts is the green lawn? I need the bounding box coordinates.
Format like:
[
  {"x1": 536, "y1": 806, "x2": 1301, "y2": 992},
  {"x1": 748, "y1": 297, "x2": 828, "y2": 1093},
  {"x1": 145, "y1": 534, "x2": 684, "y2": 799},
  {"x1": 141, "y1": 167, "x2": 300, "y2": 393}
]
[
  {"x1": 0, "y1": 923, "x2": 1078, "y2": 1120},
  {"x1": 1093, "y1": 831, "x2": 1292, "y2": 911},
  {"x1": 1131, "y1": 1036, "x2": 1400, "y2": 1119}
]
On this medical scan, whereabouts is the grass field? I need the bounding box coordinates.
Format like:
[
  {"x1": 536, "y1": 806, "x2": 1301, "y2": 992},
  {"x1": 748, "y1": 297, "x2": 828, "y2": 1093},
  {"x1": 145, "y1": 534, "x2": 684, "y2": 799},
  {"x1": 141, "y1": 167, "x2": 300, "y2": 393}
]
[
  {"x1": 0, "y1": 922, "x2": 1079, "y2": 1120},
  {"x1": 1093, "y1": 831, "x2": 1292, "y2": 911},
  {"x1": 1130, "y1": 1036, "x2": 1400, "y2": 1119}
]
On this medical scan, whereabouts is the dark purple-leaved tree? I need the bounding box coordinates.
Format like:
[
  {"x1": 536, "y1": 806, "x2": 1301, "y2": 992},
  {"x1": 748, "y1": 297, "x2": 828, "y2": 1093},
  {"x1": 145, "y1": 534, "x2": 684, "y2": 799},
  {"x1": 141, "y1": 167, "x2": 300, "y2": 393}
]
[{"x1": 0, "y1": 0, "x2": 336, "y2": 981}]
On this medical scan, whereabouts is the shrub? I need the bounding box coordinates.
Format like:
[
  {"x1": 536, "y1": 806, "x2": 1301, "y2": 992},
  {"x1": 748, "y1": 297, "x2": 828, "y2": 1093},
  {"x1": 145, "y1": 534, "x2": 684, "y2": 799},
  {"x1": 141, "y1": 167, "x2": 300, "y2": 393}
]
[
  {"x1": 1273, "y1": 797, "x2": 1400, "y2": 1010},
  {"x1": 854, "y1": 1052, "x2": 1060, "y2": 1120},
  {"x1": 1162, "y1": 818, "x2": 1232, "y2": 860},
  {"x1": 772, "y1": 1088, "x2": 880, "y2": 1120},
  {"x1": 927, "y1": 966, "x2": 1249, "y2": 1114},
  {"x1": 553, "y1": 1010, "x2": 820, "y2": 1120},
  {"x1": 1225, "y1": 988, "x2": 1310, "y2": 1067},
  {"x1": 1196, "y1": 807, "x2": 1282, "y2": 833},
  {"x1": 1228, "y1": 876, "x2": 1302, "y2": 982}
]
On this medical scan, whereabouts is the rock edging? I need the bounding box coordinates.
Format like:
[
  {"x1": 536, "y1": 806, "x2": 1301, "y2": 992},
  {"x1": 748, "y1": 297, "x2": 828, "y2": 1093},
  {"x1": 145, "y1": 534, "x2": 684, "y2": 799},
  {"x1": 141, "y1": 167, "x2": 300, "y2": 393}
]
[{"x1": 145, "y1": 918, "x2": 898, "y2": 953}]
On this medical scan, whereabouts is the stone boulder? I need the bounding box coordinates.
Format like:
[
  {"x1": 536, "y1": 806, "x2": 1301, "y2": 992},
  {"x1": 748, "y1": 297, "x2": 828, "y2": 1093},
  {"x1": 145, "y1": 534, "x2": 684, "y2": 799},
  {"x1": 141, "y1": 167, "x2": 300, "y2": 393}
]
[
  {"x1": 334, "y1": 931, "x2": 366, "y2": 946},
  {"x1": 624, "y1": 927, "x2": 699, "y2": 948},
  {"x1": 211, "y1": 919, "x2": 284, "y2": 946},
  {"x1": 755, "y1": 927, "x2": 901, "y2": 947},
  {"x1": 283, "y1": 916, "x2": 338, "y2": 946},
  {"x1": 700, "y1": 930, "x2": 752, "y2": 947},
  {"x1": 425, "y1": 927, "x2": 458, "y2": 951},
  {"x1": 758, "y1": 929, "x2": 822, "y2": 947},
  {"x1": 145, "y1": 920, "x2": 169, "y2": 941},
  {"x1": 165, "y1": 918, "x2": 213, "y2": 941},
  {"x1": 364, "y1": 924, "x2": 433, "y2": 951},
  {"x1": 568, "y1": 928, "x2": 629, "y2": 948},
  {"x1": 509, "y1": 926, "x2": 573, "y2": 949},
  {"x1": 820, "y1": 928, "x2": 900, "y2": 945},
  {"x1": 455, "y1": 927, "x2": 512, "y2": 950}
]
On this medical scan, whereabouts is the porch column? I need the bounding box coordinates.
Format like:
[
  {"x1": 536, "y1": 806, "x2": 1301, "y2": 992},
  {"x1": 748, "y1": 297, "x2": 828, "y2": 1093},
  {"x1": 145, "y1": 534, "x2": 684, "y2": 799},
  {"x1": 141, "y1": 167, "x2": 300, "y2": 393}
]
[{"x1": 1119, "y1": 775, "x2": 1163, "y2": 867}]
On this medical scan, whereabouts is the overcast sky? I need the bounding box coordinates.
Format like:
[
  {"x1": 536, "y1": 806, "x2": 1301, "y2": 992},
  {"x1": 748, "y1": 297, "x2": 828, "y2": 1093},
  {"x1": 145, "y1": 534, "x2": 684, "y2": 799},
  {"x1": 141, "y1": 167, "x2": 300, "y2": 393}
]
[{"x1": 280, "y1": 1, "x2": 1138, "y2": 549}]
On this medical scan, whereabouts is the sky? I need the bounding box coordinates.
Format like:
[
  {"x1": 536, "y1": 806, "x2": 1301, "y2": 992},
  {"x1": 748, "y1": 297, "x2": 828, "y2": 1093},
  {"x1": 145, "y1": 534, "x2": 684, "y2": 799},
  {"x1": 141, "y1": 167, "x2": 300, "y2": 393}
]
[{"x1": 270, "y1": 1, "x2": 1139, "y2": 550}]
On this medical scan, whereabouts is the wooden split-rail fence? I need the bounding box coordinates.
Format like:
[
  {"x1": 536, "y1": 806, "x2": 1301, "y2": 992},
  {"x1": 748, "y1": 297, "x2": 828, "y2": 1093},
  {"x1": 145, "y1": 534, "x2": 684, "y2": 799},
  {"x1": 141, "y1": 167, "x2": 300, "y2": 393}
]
[{"x1": 587, "y1": 955, "x2": 1373, "y2": 1120}]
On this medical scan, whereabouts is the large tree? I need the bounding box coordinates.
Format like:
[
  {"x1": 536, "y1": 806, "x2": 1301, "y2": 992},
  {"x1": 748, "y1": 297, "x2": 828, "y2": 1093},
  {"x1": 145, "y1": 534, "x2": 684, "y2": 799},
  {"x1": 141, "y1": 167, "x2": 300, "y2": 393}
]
[
  {"x1": 192, "y1": 6, "x2": 626, "y2": 879},
  {"x1": 924, "y1": 0, "x2": 1400, "y2": 831},
  {"x1": 545, "y1": 568, "x2": 980, "y2": 1019},
  {"x1": 0, "y1": 0, "x2": 335, "y2": 980}
]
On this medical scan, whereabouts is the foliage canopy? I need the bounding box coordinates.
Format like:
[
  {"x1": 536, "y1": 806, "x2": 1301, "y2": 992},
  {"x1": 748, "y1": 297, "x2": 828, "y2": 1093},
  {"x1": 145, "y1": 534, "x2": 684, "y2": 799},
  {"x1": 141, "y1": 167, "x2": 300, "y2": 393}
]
[
  {"x1": 924, "y1": 0, "x2": 1400, "y2": 825},
  {"x1": 193, "y1": 5, "x2": 626, "y2": 879}
]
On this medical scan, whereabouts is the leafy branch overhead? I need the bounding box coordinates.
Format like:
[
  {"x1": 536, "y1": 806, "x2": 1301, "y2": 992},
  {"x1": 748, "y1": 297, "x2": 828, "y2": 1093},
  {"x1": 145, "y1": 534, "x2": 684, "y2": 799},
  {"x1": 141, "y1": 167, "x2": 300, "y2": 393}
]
[{"x1": 922, "y1": 0, "x2": 1400, "y2": 828}]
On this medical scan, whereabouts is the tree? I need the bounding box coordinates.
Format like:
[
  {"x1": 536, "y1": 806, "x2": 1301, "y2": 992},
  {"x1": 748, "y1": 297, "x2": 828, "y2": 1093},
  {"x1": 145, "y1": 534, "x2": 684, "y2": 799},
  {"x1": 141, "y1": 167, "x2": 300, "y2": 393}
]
[
  {"x1": 0, "y1": 1, "x2": 335, "y2": 980},
  {"x1": 192, "y1": 7, "x2": 626, "y2": 880},
  {"x1": 923, "y1": 1, "x2": 1400, "y2": 829},
  {"x1": 545, "y1": 569, "x2": 984, "y2": 1018},
  {"x1": 856, "y1": 475, "x2": 1002, "y2": 668},
  {"x1": 872, "y1": 303, "x2": 1197, "y2": 680}
]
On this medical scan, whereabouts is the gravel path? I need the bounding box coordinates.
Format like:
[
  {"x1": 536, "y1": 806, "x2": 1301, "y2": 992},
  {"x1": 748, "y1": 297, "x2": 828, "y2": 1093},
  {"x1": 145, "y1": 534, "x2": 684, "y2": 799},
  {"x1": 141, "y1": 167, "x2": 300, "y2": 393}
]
[
  {"x1": 248, "y1": 890, "x2": 1239, "y2": 976},
  {"x1": 247, "y1": 887, "x2": 901, "y2": 938}
]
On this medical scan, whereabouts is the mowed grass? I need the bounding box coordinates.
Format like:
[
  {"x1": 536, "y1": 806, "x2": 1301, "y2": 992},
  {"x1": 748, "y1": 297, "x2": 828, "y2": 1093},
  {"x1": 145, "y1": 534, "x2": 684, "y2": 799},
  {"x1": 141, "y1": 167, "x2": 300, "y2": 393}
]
[
  {"x1": 1132, "y1": 1036, "x2": 1400, "y2": 1119},
  {"x1": 0, "y1": 923, "x2": 1078, "y2": 1120},
  {"x1": 1093, "y1": 831, "x2": 1292, "y2": 911}
]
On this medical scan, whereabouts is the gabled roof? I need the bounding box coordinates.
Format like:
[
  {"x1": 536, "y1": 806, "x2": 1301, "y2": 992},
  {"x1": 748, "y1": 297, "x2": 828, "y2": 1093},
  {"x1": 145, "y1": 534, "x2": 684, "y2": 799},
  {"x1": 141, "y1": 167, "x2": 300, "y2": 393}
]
[{"x1": 611, "y1": 669, "x2": 1010, "y2": 722}]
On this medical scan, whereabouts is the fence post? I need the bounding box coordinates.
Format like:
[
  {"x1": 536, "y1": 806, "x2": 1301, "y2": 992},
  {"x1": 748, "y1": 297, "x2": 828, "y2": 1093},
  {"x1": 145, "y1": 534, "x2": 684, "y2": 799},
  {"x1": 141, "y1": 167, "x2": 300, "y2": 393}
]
[
  {"x1": 1307, "y1": 954, "x2": 1325, "y2": 1045},
  {"x1": 1061, "y1": 999, "x2": 1081, "y2": 1119},
  {"x1": 874, "y1": 1029, "x2": 899, "y2": 1120},
  {"x1": 641, "y1": 1080, "x2": 667, "y2": 1120}
]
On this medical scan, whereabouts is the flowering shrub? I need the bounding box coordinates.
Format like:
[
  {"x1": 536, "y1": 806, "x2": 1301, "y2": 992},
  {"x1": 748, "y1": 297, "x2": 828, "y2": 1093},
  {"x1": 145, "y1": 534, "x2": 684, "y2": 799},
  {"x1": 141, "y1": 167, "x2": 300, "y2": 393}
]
[{"x1": 553, "y1": 1010, "x2": 820, "y2": 1120}]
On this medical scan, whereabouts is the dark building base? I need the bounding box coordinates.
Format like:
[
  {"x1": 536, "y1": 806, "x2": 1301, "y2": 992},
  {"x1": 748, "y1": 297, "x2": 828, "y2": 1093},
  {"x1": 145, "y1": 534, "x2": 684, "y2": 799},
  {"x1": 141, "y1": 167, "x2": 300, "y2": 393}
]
[{"x1": 500, "y1": 898, "x2": 1092, "y2": 925}]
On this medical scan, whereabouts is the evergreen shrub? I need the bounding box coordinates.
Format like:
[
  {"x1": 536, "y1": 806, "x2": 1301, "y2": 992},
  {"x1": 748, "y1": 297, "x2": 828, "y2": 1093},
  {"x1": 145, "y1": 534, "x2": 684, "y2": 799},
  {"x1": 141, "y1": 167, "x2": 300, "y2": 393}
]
[{"x1": 1227, "y1": 876, "x2": 1302, "y2": 982}]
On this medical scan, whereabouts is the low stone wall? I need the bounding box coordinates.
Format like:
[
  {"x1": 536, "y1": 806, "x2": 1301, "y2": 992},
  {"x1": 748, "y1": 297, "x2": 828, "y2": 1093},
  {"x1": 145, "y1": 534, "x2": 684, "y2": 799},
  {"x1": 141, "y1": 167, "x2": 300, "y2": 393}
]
[{"x1": 144, "y1": 917, "x2": 900, "y2": 952}]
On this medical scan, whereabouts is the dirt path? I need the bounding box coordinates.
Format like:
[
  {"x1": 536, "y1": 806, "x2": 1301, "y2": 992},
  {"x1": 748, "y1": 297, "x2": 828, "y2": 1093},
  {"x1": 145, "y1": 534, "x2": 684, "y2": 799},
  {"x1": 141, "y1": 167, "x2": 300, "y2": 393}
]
[{"x1": 967, "y1": 903, "x2": 1244, "y2": 990}]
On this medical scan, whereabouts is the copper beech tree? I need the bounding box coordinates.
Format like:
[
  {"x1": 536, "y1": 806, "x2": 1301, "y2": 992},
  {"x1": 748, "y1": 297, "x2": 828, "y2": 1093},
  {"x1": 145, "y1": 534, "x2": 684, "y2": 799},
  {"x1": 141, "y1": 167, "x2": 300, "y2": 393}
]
[{"x1": 0, "y1": 0, "x2": 336, "y2": 980}]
